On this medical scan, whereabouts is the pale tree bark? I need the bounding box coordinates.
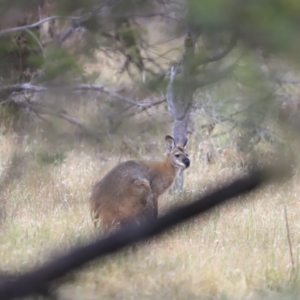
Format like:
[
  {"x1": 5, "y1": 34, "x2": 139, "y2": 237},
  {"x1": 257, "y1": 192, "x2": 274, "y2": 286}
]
[
  {"x1": 167, "y1": 20, "x2": 198, "y2": 193},
  {"x1": 166, "y1": 3, "x2": 237, "y2": 193}
]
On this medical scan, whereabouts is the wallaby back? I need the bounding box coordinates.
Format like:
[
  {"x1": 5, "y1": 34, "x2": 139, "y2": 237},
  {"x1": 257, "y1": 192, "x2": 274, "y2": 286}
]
[{"x1": 90, "y1": 135, "x2": 190, "y2": 233}]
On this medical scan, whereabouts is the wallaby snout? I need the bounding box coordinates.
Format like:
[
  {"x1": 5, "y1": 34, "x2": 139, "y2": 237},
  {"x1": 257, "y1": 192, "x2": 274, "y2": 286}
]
[{"x1": 183, "y1": 157, "x2": 190, "y2": 168}]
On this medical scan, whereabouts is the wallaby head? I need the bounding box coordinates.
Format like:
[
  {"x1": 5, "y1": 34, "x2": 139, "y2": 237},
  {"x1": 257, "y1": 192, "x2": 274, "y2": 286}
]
[{"x1": 165, "y1": 135, "x2": 190, "y2": 169}]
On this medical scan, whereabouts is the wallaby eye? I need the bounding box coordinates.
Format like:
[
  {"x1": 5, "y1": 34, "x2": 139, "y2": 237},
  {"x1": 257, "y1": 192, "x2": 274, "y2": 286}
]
[{"x1": 175, "y1": 154, "x2": 180, "y2": 158}]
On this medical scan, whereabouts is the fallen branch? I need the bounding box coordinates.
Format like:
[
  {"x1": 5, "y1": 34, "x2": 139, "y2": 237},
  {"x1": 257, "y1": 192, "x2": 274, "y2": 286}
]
[{"x1": 0, "y1": 166, "x2": 289, "y2": 300}]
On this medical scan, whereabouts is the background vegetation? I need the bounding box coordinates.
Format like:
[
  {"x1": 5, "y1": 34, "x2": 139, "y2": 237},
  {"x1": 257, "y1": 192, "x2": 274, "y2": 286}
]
[{"x1": 1, "y1": 0, "x2": 300, "y2": 299}]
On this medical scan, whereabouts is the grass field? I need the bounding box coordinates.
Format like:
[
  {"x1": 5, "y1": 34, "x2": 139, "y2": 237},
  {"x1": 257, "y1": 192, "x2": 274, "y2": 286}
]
[
  {"x1": 1, "y1": 6, "x2": 300, "y2": 299},
  {"x1": 0, "y1": 124, "x2": 300, "y2": 300}
]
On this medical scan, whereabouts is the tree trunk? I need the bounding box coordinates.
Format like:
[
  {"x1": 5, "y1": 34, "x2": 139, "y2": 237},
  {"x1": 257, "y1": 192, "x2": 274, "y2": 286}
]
[{"x1": 167, "y1": 27, "x2": 197, "y2": 193}]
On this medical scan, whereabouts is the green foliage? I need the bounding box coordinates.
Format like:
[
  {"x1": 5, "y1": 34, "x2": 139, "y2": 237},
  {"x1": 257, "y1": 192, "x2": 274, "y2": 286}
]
[
  {"x1": 41, "y1": 47, "x2": 84, "y2": 81},
  {"x1": 0, "y1": 36, "x2": 17, "y2": 54},
  {"x1": 119, "y1": 26, "x2": 146, "y2": 42},
  {"x1": 0, "y1": 30, "x2": 44, "y2": 82},
  {"x1": 27, "y1": 53, "x2": 44, "y2": 70},
  {"x1": 57, "y1": 0, "x2": 95, "y2": 15},
  {"x1": 31, "y1": 151, "x2": 67, "y2": 165},
  {"x1": 0, "y1": 103, "x2": 20, "y2": 134},
  {"x1": 2, "y1": 3, "x2": 300, "y2": 299},
  {"x1": 189, "y1": 0, "x2": 300, "y2": 56}
]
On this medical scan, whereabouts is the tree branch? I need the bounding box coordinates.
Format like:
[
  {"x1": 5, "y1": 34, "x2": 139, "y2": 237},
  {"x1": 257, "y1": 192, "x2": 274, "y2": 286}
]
[
  {"x1": 11, "y1": 98, "x2": 101, "y2": 141},
  {"x1": 0, "y1": 83, "x2": 150, "y2": 108},
  {"x1": 57, "y1": 3, "x2": 103, "y2": 46},
  {"x1": 0, "y1": 83, "x2": 46, "y2": 94},
  {"x1": 0, "y1": 15, "x2": 90, "y2": 37},
  {"x1": 73, "y1": 84, "x2": 147, "y2": 107}
]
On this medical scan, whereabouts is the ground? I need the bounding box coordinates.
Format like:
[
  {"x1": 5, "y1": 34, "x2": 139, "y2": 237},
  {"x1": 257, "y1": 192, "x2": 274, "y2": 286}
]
[{"x1": 0, "y1": 126, "x2": 299, "y2": 299}]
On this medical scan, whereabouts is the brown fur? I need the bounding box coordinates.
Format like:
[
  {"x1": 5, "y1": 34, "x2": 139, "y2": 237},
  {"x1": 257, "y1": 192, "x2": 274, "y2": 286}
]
[{"x1": 90, "y1": 135, "x2": 190, "y2": 233}]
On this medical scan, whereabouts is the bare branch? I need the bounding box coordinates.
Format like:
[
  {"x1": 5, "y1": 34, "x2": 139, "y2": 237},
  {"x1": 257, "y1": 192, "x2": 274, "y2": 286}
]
[
  {"x1": 57, "y1": 3, "x2": 103, "y2": 46},
  {"x1": 0, "y1": 83, "x2": 46, "y2": 96},
  {"x1": 0, "y1": 167, "x2": 286, "y2": 300},
  {"x1": 73, "y1": 84, "x2": 146, "y2": 107},
  {"x1": 12, "y1": 98, "x2": 101, "y2": 141},
  {"x1": 1, "y1": 84, "x2": 165, "y2": 139},
  {"x1": 0, "y1": 83, "x2": 150, "y2": 107},
  {"x1": 0, "y1": 15, "x2": 90, "y2": 37}
]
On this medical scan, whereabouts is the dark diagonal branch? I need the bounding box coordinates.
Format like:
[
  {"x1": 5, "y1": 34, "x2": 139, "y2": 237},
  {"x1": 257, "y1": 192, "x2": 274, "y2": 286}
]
[{"x1": 0, "y1": 166, "x2": 289, "y2": 300}]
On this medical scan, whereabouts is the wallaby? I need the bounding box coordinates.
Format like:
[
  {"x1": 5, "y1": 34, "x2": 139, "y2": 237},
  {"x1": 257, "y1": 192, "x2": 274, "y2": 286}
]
[{"x1": 90, "y1": 135, "x2": 190, "y2": 233}]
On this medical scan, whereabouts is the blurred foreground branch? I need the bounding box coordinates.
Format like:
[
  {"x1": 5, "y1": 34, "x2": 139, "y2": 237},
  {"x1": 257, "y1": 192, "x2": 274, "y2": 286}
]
[{"x1": 0, "y1": 165, "x2": 290, "y2": 300}]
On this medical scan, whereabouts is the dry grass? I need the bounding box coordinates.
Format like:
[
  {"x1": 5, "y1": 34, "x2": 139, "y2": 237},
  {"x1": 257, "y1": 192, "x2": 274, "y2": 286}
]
[{"x1": 0, "y1": 129, "x2": 300, "y2": 300}]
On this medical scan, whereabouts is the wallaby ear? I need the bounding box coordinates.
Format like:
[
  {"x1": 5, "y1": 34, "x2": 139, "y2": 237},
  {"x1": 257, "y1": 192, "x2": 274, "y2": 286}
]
[
  {"x1": 177, "y1": 137, "x2": 188, "y2": 149},
  {"x1": 182, "y1": 136, "x2": 188, "y2": 148},
  {"x1": 165, "y1": 135, "x2": 175, "y2": 152}
]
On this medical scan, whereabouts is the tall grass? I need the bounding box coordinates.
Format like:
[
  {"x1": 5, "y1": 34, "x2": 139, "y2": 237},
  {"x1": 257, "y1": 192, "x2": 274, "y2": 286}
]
[{"x1": 0, "y1": 128, "x2": 299, "y2": 300}]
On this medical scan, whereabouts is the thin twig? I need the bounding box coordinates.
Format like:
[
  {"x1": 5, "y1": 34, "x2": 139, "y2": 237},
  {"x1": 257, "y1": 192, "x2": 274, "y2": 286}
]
[{"x1": 284, "y1": 205, "x2": 294, "y2": 270}]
